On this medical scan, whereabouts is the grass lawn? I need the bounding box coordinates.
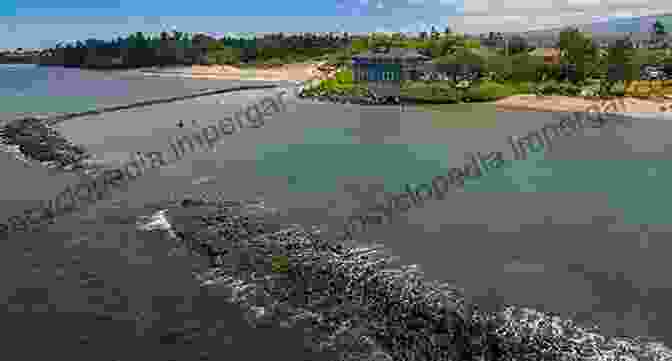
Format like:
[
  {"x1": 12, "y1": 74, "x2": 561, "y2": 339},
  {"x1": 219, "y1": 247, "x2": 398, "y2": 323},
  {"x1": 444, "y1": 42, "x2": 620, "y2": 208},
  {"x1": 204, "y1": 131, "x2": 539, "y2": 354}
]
[{"x1": 413, "y1": 102, "x2": 499, "y2": 128}]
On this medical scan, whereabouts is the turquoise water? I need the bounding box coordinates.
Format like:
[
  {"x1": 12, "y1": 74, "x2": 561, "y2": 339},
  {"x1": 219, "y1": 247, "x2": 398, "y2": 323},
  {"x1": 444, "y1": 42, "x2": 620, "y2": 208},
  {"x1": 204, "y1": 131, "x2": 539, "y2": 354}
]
[
  {"x1": 0, "y1": 64, "x2": 95, "y2": 105},
  {"x1": 1, "y1": 94, "x2": 100, "y2": 115},
  {"x1": 255, "y1": 127, "x2": 452, "y2": 193},
  {"x1": 255, "y1": 127, "x2": 672, "y2": 226},
  {"x1": 0, "y1": 64, "x2": 109, "y2": 115},
  {"x1": 0, "y1": 63, "x2": 248, "y2": 118}
]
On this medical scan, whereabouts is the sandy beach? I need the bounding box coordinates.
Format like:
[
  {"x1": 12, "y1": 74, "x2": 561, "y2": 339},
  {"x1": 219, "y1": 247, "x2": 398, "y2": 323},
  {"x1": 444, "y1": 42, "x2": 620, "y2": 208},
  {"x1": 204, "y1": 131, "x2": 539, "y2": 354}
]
[
  {"x1": 495, "y1": 94, "x2": 672, "y2": 114},
  {"x1": 142, "y1": 61, "x2": 335, "y2": 83}
]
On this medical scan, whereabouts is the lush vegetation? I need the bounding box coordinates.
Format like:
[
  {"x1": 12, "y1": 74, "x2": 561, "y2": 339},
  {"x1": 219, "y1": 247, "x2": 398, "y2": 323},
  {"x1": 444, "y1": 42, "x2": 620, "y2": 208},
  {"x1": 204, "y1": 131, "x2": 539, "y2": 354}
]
[
  {"x1": 43, "y1": 31, "x2": 349, "y2": 69},
  {"x1": 204, "y1": 33, "x2": 348, "y2": 67},
  {"x1": 305, "y1": 23, "x2": 672, "y2": 104},
  {"x1": 40, "y1": 31, "x2": 212, "y2": 68},
  {"x1": 47, "y1": 25, "x2": 672, "y2": 100}
]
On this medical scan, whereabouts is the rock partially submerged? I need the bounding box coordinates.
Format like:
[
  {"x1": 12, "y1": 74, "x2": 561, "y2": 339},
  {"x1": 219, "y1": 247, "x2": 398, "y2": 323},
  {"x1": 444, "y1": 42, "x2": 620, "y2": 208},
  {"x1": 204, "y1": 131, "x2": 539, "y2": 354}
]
[
  {"x1": 138, "y1": 195, "x2": 672, "y2": 361},
  {"x1": 0, "y1": 117, "x2": 101, "y2": 175},
  {"x1": 144, "y1": 196, "x2": 472, "y2": 361}
]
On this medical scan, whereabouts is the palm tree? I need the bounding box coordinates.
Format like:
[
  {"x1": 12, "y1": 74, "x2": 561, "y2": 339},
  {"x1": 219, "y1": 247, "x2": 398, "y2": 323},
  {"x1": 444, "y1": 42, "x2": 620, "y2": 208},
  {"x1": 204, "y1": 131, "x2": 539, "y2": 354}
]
[
  {"x1": 654, "y1": 20, "x2": 666, "y2": 35},
  {"x1": 430, "y1": 26, "x2": 440, "y2": 40}
]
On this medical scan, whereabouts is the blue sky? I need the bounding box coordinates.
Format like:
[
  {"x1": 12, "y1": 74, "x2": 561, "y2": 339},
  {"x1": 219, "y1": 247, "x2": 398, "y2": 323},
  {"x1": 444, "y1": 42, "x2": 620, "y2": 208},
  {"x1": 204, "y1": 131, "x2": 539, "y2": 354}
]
[{"x1": 1, "y1": 0, "x2": 670, "y2": 49}]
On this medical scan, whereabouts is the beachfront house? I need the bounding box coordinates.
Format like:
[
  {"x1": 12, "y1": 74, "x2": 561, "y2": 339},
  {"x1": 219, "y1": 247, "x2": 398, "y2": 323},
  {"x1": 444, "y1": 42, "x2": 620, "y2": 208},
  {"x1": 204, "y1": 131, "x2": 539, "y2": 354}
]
[{"x1": 351, "y1": 46, "x2": 430, "y2": 97}]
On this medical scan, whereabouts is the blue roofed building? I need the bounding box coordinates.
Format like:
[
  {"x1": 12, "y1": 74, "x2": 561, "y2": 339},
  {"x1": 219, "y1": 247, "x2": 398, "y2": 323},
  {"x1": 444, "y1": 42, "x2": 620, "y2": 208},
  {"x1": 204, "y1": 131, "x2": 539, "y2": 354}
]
[{"x1": 351, "y1": 46, "x2": 430, "y2": 97}]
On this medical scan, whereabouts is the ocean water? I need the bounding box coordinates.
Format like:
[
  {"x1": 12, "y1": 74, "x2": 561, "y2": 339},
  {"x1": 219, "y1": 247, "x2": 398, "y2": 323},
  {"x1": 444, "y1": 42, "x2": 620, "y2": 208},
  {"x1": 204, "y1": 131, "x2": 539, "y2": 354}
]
[
  {"x1": 0, "y1": 63, "x2": 284, "y2": 121},
  {"x1": 0, "y1": 64, "x2": 102, "y2": 117}
]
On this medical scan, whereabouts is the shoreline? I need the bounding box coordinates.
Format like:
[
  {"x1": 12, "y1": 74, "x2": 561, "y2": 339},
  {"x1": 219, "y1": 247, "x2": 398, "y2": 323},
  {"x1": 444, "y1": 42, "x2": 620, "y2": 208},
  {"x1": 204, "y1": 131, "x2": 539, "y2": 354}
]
[
  {"x1": 494, "y1": 94, "x2": 672, "y2": 114},
  {"x1": 1, "y1": 83, "x2": 281, "y2": 128},
  {"x1": 138, "y1": 61, "x2": 331, "y2": 82}
]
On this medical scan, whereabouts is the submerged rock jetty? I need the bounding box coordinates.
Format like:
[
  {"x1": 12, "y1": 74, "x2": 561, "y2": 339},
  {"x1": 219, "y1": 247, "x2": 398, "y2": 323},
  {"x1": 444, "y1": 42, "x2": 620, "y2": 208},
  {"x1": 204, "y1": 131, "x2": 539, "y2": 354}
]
[{"x1": 138, "y1": 193, "x2": 672, "y2": 361}]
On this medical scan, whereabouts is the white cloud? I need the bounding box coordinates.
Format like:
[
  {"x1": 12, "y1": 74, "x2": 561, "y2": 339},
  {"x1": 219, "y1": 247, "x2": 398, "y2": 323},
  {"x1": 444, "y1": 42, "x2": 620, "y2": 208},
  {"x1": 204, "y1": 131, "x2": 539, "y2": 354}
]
[
  {"x1": 566, "y1": 0, "x2": 602, "y2": 7},
  {"x1": 607, "y1": 0, "x2": 650, "y2": 7},
  {"x1": 359, "y1": 0, "x2": 369, "y2": 5},
  {"x1": 461, "y1": 0, "x2": 490, "y2": 13},
  {"x1": 591, "y1": 15, "x2": 610, "y2": 22},
  {"x1": 376, "y1": 0, "x2": 384, "y2": 9},
  {"x1": 370, "y1": 0, "x2": 671, "y2": 35},
  {"x1": 446, "y1": 0, "x2": 670, "y2": 32},
  {"x1": 609, "y1": 10, "x2": 636, "y2": 18}
]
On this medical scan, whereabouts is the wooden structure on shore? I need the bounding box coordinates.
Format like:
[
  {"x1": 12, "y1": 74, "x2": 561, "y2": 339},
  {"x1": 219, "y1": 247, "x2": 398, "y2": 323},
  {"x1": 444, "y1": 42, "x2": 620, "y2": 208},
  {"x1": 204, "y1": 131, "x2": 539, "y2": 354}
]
[{"x1": 351, "y1": 46, "x2": 430, "y2": 97}]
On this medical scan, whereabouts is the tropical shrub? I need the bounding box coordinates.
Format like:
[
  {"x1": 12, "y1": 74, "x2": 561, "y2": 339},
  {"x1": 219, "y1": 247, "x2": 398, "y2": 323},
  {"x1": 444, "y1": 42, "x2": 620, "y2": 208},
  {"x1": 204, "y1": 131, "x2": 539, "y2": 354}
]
[
  {"x1": 464, "y1": 81, "x2": 517, "y2": 101},
  {"x1": 506, "y1": 81, "x2": 536, "y2": 94},
  {"x1": 208, "y1": 46, "x2": 242, "y2": 65},
  {"x1": 508, "y1": 35, "x2": 529, "y2": 56},
  {"x1": 335, "y1": 68, "x2": 354, "y2": 84},
  {"x1": 509, "y1": 53, "x2": 545, "y2": 83},
  {"x1": 610, "y1": 82, "x2": 626, "y2": 96},
  {"x1": 303, "y1": 77, "x2": 358, "y2": 98},
  {"x1": 263, "y1": 58, "x2": 286, "y2": 68},
  {"x1": 463, "y1": 39, "x2": 481, "y2": 49},
  {"x1": 401, "y1": 81, "x2": 460, "y2": 103},
  {"x1": 483, "y1": 55, "x2": 513, "y2": 82},
  {"x1": 536, "y1": 62, "x2": 563, "y2": 82},
  {"x1": 436, "y1": 48, "x2": 486, "y2": 68},
  {"x1": 533, "y1": 80, "x2": 582, "y2": 96},
  {"x1": 579, "y1": 83, "x2": 600, "y2": 97}
]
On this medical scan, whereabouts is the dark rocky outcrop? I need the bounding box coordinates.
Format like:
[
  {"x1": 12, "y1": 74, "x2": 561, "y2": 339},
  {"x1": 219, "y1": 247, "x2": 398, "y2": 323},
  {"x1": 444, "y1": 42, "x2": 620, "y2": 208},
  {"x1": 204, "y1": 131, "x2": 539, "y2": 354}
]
[
  {"x1": 144, "y1": 194, "x2": 672, "y2": 361},
  {"x1": 0, "y1": 117, "x2": 99, "y2": 174}
]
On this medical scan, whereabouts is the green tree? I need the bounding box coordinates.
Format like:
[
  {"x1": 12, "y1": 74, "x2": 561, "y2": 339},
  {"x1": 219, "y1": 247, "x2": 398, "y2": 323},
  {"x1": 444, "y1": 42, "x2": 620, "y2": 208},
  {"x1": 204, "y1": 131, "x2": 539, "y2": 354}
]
[
  {"x1": 464, "y1": 39, "x2": 481, "y2": 49},
  {"x1": 558, "y1": 27, "x2": 598, "y2": 83},
  {"x1": 391, "y1": 32, "x2": 404, "y2": 42},
  {"x1": 601, "y1": 36, "x2": 638, "y2": 95},
  {"x1": 508, "y1": 35, "x2": 528, "y2": 56},
  {"x1": 430, "y1": 26, "x2": 440, "y2": 40},
  {"x1": 133, "y1": 32, "x2": 148, "y2": 49},
  {"x1": 369, "y1": 32, "x2": 392, "y2": 49},
  {"x1": 428, "y1": 34, "x2": 465, "y2": 58},
  {"x1": 210, "y1": 46, "x2": 241, "y2": 65},
  {"x1": 434, "y1": 48, "x2": 486, "y2": 101},
  {"x1": 509, "y1": 52, "x2": 544, "y2": 82},
  {"x1": 653, "y1": 20, "x2": 666, "y2": 35}
]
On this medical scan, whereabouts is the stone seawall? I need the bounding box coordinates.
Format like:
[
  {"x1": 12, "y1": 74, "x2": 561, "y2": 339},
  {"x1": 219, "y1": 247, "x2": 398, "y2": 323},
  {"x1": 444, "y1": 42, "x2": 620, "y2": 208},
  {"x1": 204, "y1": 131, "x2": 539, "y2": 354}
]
[{"x1": 1, "y1": 84, "x2": 281, "y2": 129}]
